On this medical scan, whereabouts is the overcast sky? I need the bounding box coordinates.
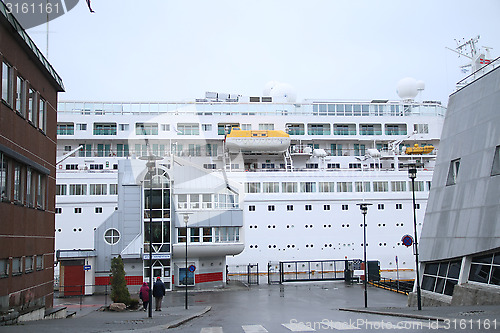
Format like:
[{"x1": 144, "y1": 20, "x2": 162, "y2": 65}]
[{"x1": 27, "y1": 0, "x2": 500, "y2": 105}]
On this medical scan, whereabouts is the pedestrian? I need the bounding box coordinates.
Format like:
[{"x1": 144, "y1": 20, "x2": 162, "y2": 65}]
[
  {"x1": 139, "y1": 282, "x2": 150, "y2": 311},
  {"x1": 153, "y1": 277, "x2": 166, "y2": 311}
]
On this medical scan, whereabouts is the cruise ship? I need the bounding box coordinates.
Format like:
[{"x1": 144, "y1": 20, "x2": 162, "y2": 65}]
[{"x1": 54, "y1": 80, "x2": 447, "y2": 289}]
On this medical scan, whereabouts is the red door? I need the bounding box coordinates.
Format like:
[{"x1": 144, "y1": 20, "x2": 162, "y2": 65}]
[{"x1": 63, "y1": 265, "x2": 85, "y2": 296}]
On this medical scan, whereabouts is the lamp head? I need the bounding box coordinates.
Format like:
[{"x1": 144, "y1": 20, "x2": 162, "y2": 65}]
[
  {"x1": 408, "y1": 165, "x2": 417, "y2": 179},
  {"x1": 356, "y1": 202, "x2": 372, "y2": 214}
]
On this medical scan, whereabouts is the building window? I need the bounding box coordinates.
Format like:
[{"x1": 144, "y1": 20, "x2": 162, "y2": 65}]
[
  {"x1": 468, "y1": 251, "x2": 500, "y2": 286},
  {"x1": 324, "y1": 204, "x2": 330, "y2": 210},
  {"x1": 39, "y1": 98, "x2": 46, "y2": 132},
  {"x1": 0, "y1": 152, "x2": 9, "y2": 200},
  {"x1": 36, "y1": 174, "x2": 45, "y2": 209},
  {"x1": 422, "y1": 260, "x2": 460, "y2": 296},
  {"x1": 69, "y1": 184, "x2": 87, "y2": 195},
  {"x1": 378, "y1": 204, "x2": 385, "y2": 210},
  {"x1": 214, "y1": 227, "x2": 240, "y2": 242},
  {"x1": 491, "y1": 145, "x2": 500, "y2": 176},
  {"x1": 337, "y1": 182, "x2": 353, "y2": 192},
  {"x1": 104, "y1": 228, "x2": 120, "y2": 245},
  {"x1": 15, "y1": 75, "x2": 26, "y2": 116},
  {"x1": 177, "y1": 228, "x2": 187, "y2": 243},
  {"x1": 355, "y1": 181, "x2": 371, "y2": 192},
  {"x1": 202, "y1": 227, "x2": 212, "y2": 242},
  {"x1": 202, "y1": 194, "x2": 212, "y2": 209},
  {"x1": 1, "y1": 258, "x2": 9, "y2": 278},
  {"x1": 135, "y1": 123, "x2": 158, "y2": 135},
  {"x1": 36, "y1": 255, "x2": 43, "y2": 271},
  {"x1": 12, "y1": 257, "x2": 22, "y2": 276},
  {"x1": 263, "y1": 182, "x2": 279, "y2": 193},
  {"x1": 74, "y1": 207, "x2": 82, "y2": 213},
  {"x1": 248, "y1": 205, "x2": 255, "y2": 211},
  {"x1": 90, "y1": 184, "x2": 107, "y2": 195},
  {"x1": 93, "y1": 123, "x2": 117, "y2": 135},
  {"x1": 396, "y1": 204, "x2": 403, "y2": 209},
  {"x1": 57, "y1": 123, "x2": 74, "y2": 135},
  {"x1": 177, "y1": 123, "x2": 199, "y2": 135},
  {"x1": 13, "y1": 164, "x2": 23, "y2": 203},
  {"x1": 342, "y1": 204, "x2": 349, "y2": 211},
  {"x1": 446, "y1": 158, "x2": 460, "y2": 186},
  {"x1": 373, "y1": 181, "x2": 389, "y2": 192},
  {"x1": 287, "y1": 205, "x2": 293, "y2": 211},
  {"x1": 202, "y1": 124, "x2": 212, "y2": 131},
  {"x1": 245, "y1": 182, "x2": 261, "y2": 193},
  {"x1": 95, "y1": 207, "x2": 103, "y2": 213},
  {"x1": 24, "y1": 256, "x2": 34, "y2": 273},
  {"x1": 190, "y1": 228, "x2": 200, "y2": 242},
  {"x1": 268, "y1": 205, "x2": 275, "y2": 211},
  {"x1": 55, "y1": 208, "x2": 62, "y2": 214},
  {"x1": 391, "y1": 181, "x2": 406, "y2": 192},
  {"x1": 27, "y1": 88, "x2": 37, "y2": 124},
  {"x1": 2, "y1": 61, "x2": 13, "y2": 106}
]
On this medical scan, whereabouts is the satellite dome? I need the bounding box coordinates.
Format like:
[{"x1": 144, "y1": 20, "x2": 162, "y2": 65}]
[
  {"x1": 263, "y1": 81, "x2": 279, "y2": 96},
  {"x1": 416, "y1": 80, "x2": 425, "y2": 91},
  {"x1": 396, "y1": 77, "x2": 418, "y2": 100},
  {"x1": 268, "y1": 82, "x2": 297, "y2": 103}
]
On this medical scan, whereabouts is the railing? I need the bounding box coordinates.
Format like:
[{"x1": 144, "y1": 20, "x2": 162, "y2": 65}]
[
  {"x1": 369, "y1": 278, "x2": 414, "y2": 295},
  {"x1": 227, "y1": 264, "x2": 259, "y2": 286}
]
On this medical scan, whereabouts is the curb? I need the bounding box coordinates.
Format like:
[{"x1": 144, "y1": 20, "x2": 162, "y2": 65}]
[{"x1": 338, "y1": 308, "x2": 449, "y2": 322}]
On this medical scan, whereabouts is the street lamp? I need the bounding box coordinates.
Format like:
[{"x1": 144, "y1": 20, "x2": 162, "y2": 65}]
[
  {"x1": 139, "y1": 152, "x2": 162, "y2": 318},
  {"x1": 357, "y1": 202, "x2": 372, "y2": 308},
  {"x1": 408, "y1": 165, "x2": 422, "y2": 310},
  {"x1": 182, "y1": 213, "x2": 192, "y2": 310}
]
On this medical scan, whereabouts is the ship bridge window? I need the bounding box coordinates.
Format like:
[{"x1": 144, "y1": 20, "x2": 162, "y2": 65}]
[
  {"x1": 218, "y1": 123, "x2": 239, "y2": 135},
  {"x1": 319, "y1": 182, "x2": 335, "y2": 193},
  {"x1": 308, "y1": 124, "x2": 330, "y2": 135},
  {"x1": 391, "y1": 181, "x2": 406, "y2": 192},
  {"x1": 90, "y1": 184, "x2": 107, "y2": 195},
  {"x1": 337, "y1": 182, "x2": 353, "y2": 193},
  {"x1": 409, "y1": 181, "x2": 425, "y2": 192},
  {"x1": 414, "y1": 123, "x2": 429, "y2": 134},
  {"x1": 177, "y1": 123, "x2": 199, "y2": 135},
  {"x1": 259, "y1": 124, "x2": 274, "y2": 131},
  {"x1": 373, "y1": 181, "x2": 389, "y2": 192},
  {"x1": 263, "y1": 182, "x2": 279, "y2": 193},
  {"x1": 136, "y1": 123, "x2": 158, "y2": 135},
  {"x1": 286, "y1": 123, "x2": 305, "y2": 135},
  {"x1": 282, "y1": 182, "x2": 298, "y2": 193},
  {"x1": 93, "y1": 123, "x2": 117, "y2": 135},
  {"x1": 245, "y1": 182, "x2": 261, "y2": 193},
  {"x1": 355, "y1": 181, "x2": 371, "y2": 192},
  {"x1": 300, "y1": 182, "x2": 316, "y2": 193},
  {"x1": 202, "y1": 124, "x2": 212, "y2": 131},
  {"x1": 57, "y1": 123, "x2": 74, "y2": 135}
]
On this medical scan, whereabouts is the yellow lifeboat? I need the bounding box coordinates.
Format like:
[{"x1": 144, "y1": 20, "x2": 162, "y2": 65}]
[
  {"x1": 225, "y1": 127, "x2": 291, "y2": 152},
  {"x1": 405, "y1": 144, "x2": 434, "y2": 155}
]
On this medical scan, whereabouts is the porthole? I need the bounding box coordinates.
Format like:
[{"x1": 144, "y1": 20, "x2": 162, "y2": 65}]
[{"x1": 104, "y1": 228, "x2": 120, "y2": 245}]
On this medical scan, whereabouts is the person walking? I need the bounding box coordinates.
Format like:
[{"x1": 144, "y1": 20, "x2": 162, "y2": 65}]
[
  {"x1": 153, "y1": 277, "x2": 166, "y2": 311},
  {"x1": 139, "y1": 282, "x2": 150, "y2": 312}
]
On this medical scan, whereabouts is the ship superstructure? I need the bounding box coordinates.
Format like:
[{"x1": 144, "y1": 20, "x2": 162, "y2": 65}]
[{"x1": 54, "y1": 86, "x2": 446, "y2": 288}]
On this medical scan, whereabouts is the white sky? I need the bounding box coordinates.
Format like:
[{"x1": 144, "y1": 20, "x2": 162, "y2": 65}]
[{"x1": 27, "y1": 0, "x2": 500, "y2": 105}]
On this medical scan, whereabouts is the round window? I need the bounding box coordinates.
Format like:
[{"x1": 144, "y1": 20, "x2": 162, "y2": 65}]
[{"x1": 104, "y1": 228, "x2": 120, "y2": 245}]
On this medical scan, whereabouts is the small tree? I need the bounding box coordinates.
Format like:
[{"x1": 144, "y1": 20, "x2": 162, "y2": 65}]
[{"x1": 110, "y1": 255, "x2": 131, "y2": 304}]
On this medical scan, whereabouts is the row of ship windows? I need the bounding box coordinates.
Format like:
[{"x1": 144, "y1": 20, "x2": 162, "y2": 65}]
[
  {"x1": 245, "y1": 181, "x2": 431, "y2": 194},
  {"x1": 56, "y1": 184, "x2": 118, "y2": 196},
  {"x1": 2, "y1": 60, "x2": 48, "y2": 133},
  {"x1": 55, "y1": 207, "x2": 116, "y2": 214},
  {"x1": 249, "y1": 203, "x2": 420, "y2": 211},
  {"x1": 248, "y1": 242, "x2": 412, "y2": 249},
  {"x1": 249, "y1": 222, "x2": 409, "y2": 229},
  {"x1": 56, "y1": 122, "x2": 429, "y2": 136}
]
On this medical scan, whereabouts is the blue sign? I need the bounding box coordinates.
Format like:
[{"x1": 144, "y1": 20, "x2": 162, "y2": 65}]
[
  {"x1": 84, "y1": 265, "x2": 91, "y2": 271},
  {"x1": 401, "y1": 235, "x2": 414, "y2": 247},
  {"x1": 188, "y1": 265, "x2": 196, "y2": 272}
]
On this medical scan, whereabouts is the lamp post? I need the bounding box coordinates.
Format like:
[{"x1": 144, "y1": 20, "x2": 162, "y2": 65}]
[
  {"x1": 408, "y1": 165, "x2": 422, "y2": 310},
  {"x1": 182, "y1": 213, "x2": 191, "y2": 310},
  {"x1": 357, "y1": 203, "x2": 372, "y2": 308},
  {"x1": 139, "y1": 152, "x2": 162, "y2": 318}
]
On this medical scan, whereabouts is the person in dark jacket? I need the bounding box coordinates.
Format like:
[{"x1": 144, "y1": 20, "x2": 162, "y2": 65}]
[
  {"x1": 139, "y1": 282, "x2": 150, "y2": 311},
  {"x1": 152, "y1": 277, "x2": 166, "y2": 311}
]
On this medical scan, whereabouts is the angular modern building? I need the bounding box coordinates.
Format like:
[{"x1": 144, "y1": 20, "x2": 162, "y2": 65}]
[
  {"x1": 410, "y1": 61, "x2": 500, "y2": 306},
  {"x1": 0, "y1": 2, "x2": 64, "y2": 320}
]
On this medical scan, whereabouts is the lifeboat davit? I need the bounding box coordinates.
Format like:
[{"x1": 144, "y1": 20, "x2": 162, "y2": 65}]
[
  {"x1": 225, "y1": 127, "x2": 291, "y2": 152},
  {"x1": 405, "y1": 144, "x2": 434, "y2": 155}
]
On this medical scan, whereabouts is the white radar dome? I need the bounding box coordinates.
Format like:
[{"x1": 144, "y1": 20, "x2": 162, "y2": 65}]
[
  {"x1": 396, "y1": 77, "x2": 418, "y2": 100},
  {"x1": 267, "y1": 82, "x2": 297, "y2": 103},
  {"x1": 263, "y1": 81, "x2": 279, "y2": 96},
  {"x1": 416, "y1": 80, "x2": 425, "y2": 91}
]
